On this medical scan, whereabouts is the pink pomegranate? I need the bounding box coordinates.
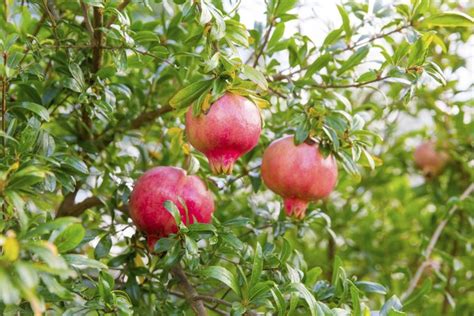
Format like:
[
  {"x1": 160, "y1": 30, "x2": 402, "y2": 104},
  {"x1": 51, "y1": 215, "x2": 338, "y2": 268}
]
[
  {"x1": 129, "y1": 166, "x2": 215, "y2": 248},
  {"x1": 186, "y1": 93, "x2": 262, "y2": 175},
  {"x1": 414, "y1": 141, "x2": 448, "y2": 177},
  {"x1": 261, "y1": 136, "x2": 338, "y2": 219}
]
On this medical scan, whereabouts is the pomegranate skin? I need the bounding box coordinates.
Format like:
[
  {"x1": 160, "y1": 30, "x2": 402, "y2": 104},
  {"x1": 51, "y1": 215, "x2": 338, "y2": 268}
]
[
  {"x1": 129, "y1": 167, "x2": 215, "y2": 248},
  {"x1": 261, "y1": 136, "x2": 338, "y2": 219},
  {"x1": 186, "y1": 93, "x2": 262, "y2": 175},
  {"x1": 414, "y1": 141, "x2": 448, "y2": 177}
]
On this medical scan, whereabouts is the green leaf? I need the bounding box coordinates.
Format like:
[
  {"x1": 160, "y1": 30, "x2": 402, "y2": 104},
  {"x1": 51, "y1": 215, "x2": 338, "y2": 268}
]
[
  {"x1": 403, "y1": 278, "x2": 432, "y2": 308},
  {"x1": 164, "y1": 200, "x2": 181, "y2": 226},
  {"x1": 268, "y1": 24, "x2": 285, "y2": 52},
  {"x1": 69, "y1": 63, "x2": 85, "y2": 90},
  {"x1": 337, "y1": 5, "x2": 352, "y2": 40},
  {"x1": 274, "y1": 0, "x2": 298, "y2": 16},
  {"x1": 64, "y1": 254, "x2": 108, "y2": 270},
  {"x1": 201, "y1": 266, "x2": 241, "y2": 297},
  {"x1": 0, "y1": 269, "x2": 20, "y2": 304},
  {"x1": 54, "y1": 224, "x2": 85, "y2": 253},
  {"x1": 357, "y1": 71, "x2": 378, "y2": 82},
  {"x1": 305, "y1": 54, "x2": 331, "y2": 78},
  {"x1": 280, "y1": 237, "x2": 292, "y2": 265},
  {"x1": 203, "y1": 52, "x2": 220, "y2": 73},
  {"x1": 154, "y1": 237, "x2": 177, "y2": 253},
  {"x1": 361, "y1": 148, "x2": 376, "y2": 170},
  {"x1": 418, "y1": 11, "x2": 474, "y2": 28},
  {"x1": 184, "y1": 235, "x2": 198, "y2": 255},
  {"x1": 322, "y1": 125, "x2": 340, "y2": 151},
  {"x1": 200, "y1": 1, "x2": 212, "y2": 24},
  {"x1": 169, "y1": 80, "x2": 213, "y2": 109},
  {"x1": 134, "y1": 31, "x2": 161, "y2": 43},
  {"x1": 188, "y1": 223, "x2": 217, "y2": 233},
  {"x1": 63, "y1": 78, "x2": 83, "y2": 93},
  {"x1": 62, "y1": 156, "x2": 89, "y2": 175},
  {"x1": 241, "y1": 65, "x2": 268, "y2": 90},
  {"x1": 94, "y1": 234, "x2": 112, "y2": 259},
  {"x1": 350, "y1": 281, "x2": 362, "y2": 316},
  {"x1": 393, "y1": 41, "x2": 410, "y2": 65},
  {"x1": 288, "y1": 283, "x2": 319, "y2": 316},
  {"x1": 380, "y1": 295, "x2": 403, "y2": 316},
  {"x1": 337, "y1": 151, "x2": 361, "y2": 181},
  {"x1": 355, "y1": 281, "x2": 387, "y2": 295},
  {"x1": 295, "y1": 120, "x2": 310, "y2": 144},
  {"x1": 337, "y1": 46, "x2": 369, "y2": 75},
  {"x1": 249, "y1": 281, "x2": 273, "y2": 302},
  {"x1": 304, "y1": 267, "x2": 322, "y2": 287},
  {"x1": 323, "y1": 28, "x2": 343, "y2": 47},
  {"x1": 271, "y1": 287, "x2": 287, "y2": 316},
  {"x1": 9, "y1": 102, "x2": 50, "y2": 121},
  {"x1": 425, "y1": 61, "x2": 446, "y2": 86},
  {"x1": 249, "y1": 243, "x2": 263, "y2": 288},
  {"x1": 24, "y1": 217, "x2": 80, "y2": 239}
]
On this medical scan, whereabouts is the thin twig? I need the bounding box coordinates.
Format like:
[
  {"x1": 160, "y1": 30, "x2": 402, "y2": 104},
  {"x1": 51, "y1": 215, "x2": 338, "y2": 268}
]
[
  {"x1": 401, "y1": 183, "x2": 474, "y2": 300},
  {"x1": 169, "y1": 291, "x2": 232, "y2": 307},
  {"x1": 170, "y1": 291, "x2": 228, "y2": 316},
  {"x1": 308, "y1": 75, "x2": 389, "y2": 89},
  {"x1": 80, "y1": 0, "x2": 94, "y2": 36},
  {"x1": 250, "y1": 19, "x2": 275, "y2": 67},
  {"x1": 42, "y1": 0, "x2": 59, "y2": 43}
]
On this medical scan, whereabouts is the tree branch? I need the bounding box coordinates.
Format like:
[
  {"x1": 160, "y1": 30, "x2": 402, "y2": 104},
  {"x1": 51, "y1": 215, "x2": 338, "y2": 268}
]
[
  {"x1": 92, "y1": 7, "x2": 104, "y2": 73},
  {"x1": 401, "y1": 183, "x2": 474, "y2": 300},
  {"x1": 130, "y1": 104, "x2": 173, "y2": 129},
  {"x1": 106, "y1": 0, "x2": 131, "y2": 28},
  {"x1": 56, "y1": 189, "x2": 103, "y2": 217},
  {"x1": 171, "y1": 265, "x2": 208, "y2": 316}
]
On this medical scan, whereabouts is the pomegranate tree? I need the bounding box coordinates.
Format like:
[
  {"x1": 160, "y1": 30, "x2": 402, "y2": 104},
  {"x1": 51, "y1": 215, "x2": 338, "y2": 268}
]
[
  {"x1": 414, "y1": 141, "x2": 449, "y2": 177},
  {"x1": 186, "y1": 93, "x2": 262, "y2": 175},
  {"x1": 261, "y1": 136, "x2": 338, "y2": 218},
  {"x1": 129, "y1": 166, "x2": 215, "y2": 248}
]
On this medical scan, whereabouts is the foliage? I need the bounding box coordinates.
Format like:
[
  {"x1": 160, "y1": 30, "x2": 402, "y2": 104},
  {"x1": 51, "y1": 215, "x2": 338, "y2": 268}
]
[{"x1": 0, "y1": 0, "x2": 473, "y2": 315}]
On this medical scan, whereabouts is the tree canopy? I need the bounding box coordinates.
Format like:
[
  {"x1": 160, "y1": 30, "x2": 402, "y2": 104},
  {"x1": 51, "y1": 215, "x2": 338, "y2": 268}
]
[{"x1": 0, "y1": 0, "x2": 473, "y2": 315}]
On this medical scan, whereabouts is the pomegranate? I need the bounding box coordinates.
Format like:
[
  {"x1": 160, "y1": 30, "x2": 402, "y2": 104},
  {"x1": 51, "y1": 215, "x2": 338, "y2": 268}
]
[
  {"x1": 185, "y1": 93, "x2": 262, "y2": 175},
  {"x1": 414, "y1": 141, "x2": 448, "y2": 177},
  {"x1": 129, "y1": 166, "x2": 215, "y2": 248},
  {"x1": 261, "y1": 136, "x2": 338, "y2": 219}
]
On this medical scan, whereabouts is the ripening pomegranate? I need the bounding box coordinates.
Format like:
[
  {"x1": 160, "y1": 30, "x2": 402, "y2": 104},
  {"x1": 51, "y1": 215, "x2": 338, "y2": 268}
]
[
  {"x1": 129, "y1": 166, "x2": 215, "y2": 248},
  {"x1": 414, "y1": 141, "x2": 448, "y2": 178},
  {"x1": 186, "y1": 93, "x2": 262, "y2": 175},
  {"x1": 261, "y1": 136, "x2": 338, "y2": 219}
]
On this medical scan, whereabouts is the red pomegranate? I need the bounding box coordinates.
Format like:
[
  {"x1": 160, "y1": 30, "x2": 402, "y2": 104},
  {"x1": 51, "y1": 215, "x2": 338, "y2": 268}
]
[
  {"x1": 185, "y1": 93, "x2": 262, "y2": 175},
  {"x1": 414, "y1": 141, "x2": 448, "y2": 177},
  {"x1": 129, "y1": 166, "x2": 215, "y2": 248},
  {"x1": 261, "y1": 136, "x2": 338, "y2": 219}
]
